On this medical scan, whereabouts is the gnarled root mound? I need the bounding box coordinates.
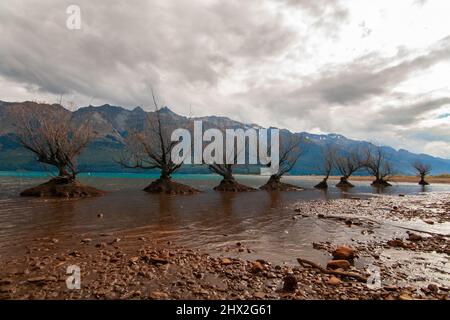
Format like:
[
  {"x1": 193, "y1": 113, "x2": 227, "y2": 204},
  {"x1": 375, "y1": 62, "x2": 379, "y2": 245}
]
[
  {"x1": 143, "y1": 177, "x2": 199, "y2": 195},
  {"x1": 20, "y1": 177, "x2": 104, "y2": 198},
  {"x1": 336, "y1": 177, "x2": 354, "y2": 188},
  {"x1": 214, "y1": 178, "x2": 256, "y2": 192},
  {"x1": 371, "y1": 179, "x2": 392, "y2": 187},
  {"x1": 314, "y1": 179, "x2": 328, "y2": 189},
  {"x1": 260, "y1": 176, "x2": 303, "y2": 191}
]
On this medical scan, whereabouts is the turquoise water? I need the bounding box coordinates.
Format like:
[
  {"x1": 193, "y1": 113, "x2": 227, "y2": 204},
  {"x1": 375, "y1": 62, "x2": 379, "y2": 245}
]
[{"x1": 0, "y1": 170, "x2": 214, "y2": 180}]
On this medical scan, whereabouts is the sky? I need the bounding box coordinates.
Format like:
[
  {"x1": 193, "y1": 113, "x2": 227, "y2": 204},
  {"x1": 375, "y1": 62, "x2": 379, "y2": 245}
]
[{"x1": 0, "y1": 0, "x2": 449, "y2": 158}]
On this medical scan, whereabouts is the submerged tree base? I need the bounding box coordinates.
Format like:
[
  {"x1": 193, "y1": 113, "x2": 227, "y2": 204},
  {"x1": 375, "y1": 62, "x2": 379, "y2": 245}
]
[
  {"x1": 371, "y1": 179, "x2": 392, "y2": 187},
  {"x1": 314, "y1": 179, "x2": 329, "y2": 189},
  {"x1": 260, "y1": 176, "x2": 303, "y2": 191},
  {"x1": 336, "y1": 177, "x2": 354, "y2": 188},
  {"x1": 418, "y1": 180, "x2": 429, "y2": 186},
  {"x1": 214, "y1": 178, "x2": 256, "y2": 192},
  {"x1": 20, "y1": 176, "x2": 105, "y2": 198},
  {"x1": 143, "y1": 177, "x2": 199, "y2": 195}
]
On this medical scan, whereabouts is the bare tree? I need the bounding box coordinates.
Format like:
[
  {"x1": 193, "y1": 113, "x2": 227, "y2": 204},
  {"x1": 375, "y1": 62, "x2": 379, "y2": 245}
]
[
  {"x1": 118, "y1": 91, "x2": 198, "y2": 194},
  {"x1": 14, "y1": 103, "x2": 92, "y2": 180},
  {"x1": 334, "y1": 149, "x2": 363, "y2": 188},
  {"x1": 364, "y1": 146, "x2": 393, "y2": 187},
  {"x1": 260, "y1": 134, "x2": 303, "y2": 191},
  {"x1": 12, "y1": 101, "x2": 103, "y2": 197},
  {"x1": 412, "y1": 161, "x2": 431, "y2": 185},
  {"x1": 314, "y1": 145, "x2": 336, "y2": 189},
  {"x1": 208, "y1": 130, "x2": 255, "y2": 192}
]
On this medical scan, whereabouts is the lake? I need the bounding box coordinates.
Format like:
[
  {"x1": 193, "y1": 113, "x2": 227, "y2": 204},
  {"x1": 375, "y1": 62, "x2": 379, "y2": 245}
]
[{"x1": 1, "y1": 172, "x2": 449, "y2": 267}]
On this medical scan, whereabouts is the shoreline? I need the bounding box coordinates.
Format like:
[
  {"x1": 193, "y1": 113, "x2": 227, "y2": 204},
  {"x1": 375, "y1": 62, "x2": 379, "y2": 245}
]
[
  {"x1": 0, "y1": 192, "x2": 448, "y2": 300},
  {"x1": 1, "y1": 171, "x2": 449, "y2": 185}
]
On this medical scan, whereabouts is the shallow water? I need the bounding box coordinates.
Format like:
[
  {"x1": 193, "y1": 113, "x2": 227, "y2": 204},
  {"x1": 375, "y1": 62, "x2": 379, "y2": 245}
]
[{"x1": 1, "y1": 172, "x2": 449, "y2": 267}]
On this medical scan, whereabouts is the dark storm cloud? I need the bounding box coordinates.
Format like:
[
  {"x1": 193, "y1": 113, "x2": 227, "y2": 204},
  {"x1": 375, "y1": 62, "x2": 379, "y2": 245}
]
[
  {"x1": 0, "y1": 0, "x2": 449, "y2": 157},
  {"x1": 376, "y1": 97, "x2": 450, "y2": 126},
  {"x1": 0, "y1": 0, "x2": 296, "y2": 106}
]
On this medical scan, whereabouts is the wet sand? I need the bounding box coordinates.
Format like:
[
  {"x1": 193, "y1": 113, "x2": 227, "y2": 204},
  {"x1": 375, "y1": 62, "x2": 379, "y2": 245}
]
[{"x1": 0, "y1": 193, "x2": 448, "y2": 300}]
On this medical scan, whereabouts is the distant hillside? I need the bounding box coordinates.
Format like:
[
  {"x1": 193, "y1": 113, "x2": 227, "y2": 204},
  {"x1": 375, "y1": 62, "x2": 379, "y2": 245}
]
[{"x1": 0, "y1": 100, "x2": 449, "y2": 175}]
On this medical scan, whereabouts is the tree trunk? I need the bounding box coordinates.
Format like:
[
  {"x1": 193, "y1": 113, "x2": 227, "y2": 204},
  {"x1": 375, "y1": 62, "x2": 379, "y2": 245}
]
[
  {"x1": 314, "y1": 178, "x2": 328, "y2": 189},
  {"x1": 418, "y1": 174, "x2": 429, "y2": 185},
  {"x1": 336, "y1": 176, "x2": 354, "y2": 188},
  {"x1": 58, "y1": 166, "x2": 69, "y2": 178}
]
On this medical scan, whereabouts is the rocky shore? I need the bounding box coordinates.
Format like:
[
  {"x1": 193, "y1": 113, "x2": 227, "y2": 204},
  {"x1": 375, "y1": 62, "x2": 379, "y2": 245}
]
[{"x1": 0, "y1": 193, "x2": 448, "y2": 300}]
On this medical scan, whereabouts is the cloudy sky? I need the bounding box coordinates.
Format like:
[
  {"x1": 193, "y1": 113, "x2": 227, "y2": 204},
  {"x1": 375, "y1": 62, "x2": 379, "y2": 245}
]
[{"x1": 0, "y1": 0, "x2": 449, "y2": 158}]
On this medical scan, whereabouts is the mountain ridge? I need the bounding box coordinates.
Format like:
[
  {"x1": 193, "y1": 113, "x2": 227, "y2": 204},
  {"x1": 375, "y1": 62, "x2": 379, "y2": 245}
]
[{"x1": 0, "y1": 100, "x2": 449, "y2": 175}]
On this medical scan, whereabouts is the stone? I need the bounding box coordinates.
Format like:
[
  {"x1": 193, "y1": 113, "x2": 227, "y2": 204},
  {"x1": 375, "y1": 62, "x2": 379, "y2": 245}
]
[
  {"x1": 282, "y1": 274, "x2": 298, "y2": 292},
  {"x1": 221, "y1": 258, "x2": 233, "y2": 265},
  {"x1": 0, "y1": 285, "x2": 14, "y2": 293},
  {"x1": 254, "y1": 291, "x2": 266, "y2": 299},
  {"x1": 407, "y1": 233, "x2": 423, "y2": 242},
  {"x1": 27, "y1": 276, "x2": 57, "y2": 284},
  {"x1": 95, "y1": 242, "x2": 107, "y2": 248},
  {"x1": 150, "y1": 291, "x2": 169, "y2": 299},
  {"x1": 327, "y1": 276, "x2": 342, "y2": 285},
  {"x1": 332, "y1": 246, "x2": 355, "y2": 261},
  {"x1": 427, "y1": 284, "x2": 439, "y2": 293},
  {"x1": 249, "y1": 261, "x2": 264, "y2": 273},
  {"x1": 0, "y1": 278, "x2": 13, "y2": 286},
  {"x1": 129, "y1": 257, "x2": 139, "y2": 264},
  {"x1": 387, "y1": 239, "x2": 409, "y2": 248},
  {"x1": 383, "y1": 285, "x2": 398, "y2": 291},
  {"x1": 327, "y1": 260, "x2": 351, "y2": 270},
  {"x1": 399, "y1": 293, "x2": 413, "y2": 300}
]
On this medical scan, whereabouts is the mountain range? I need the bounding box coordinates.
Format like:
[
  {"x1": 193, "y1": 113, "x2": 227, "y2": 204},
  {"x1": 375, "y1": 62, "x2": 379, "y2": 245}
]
[{"x1": 0, "y1": 100, "x2": 449, "y2": 175}]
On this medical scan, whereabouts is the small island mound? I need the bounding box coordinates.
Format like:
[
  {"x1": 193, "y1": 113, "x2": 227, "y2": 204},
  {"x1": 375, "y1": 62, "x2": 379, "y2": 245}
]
[
  {"x1": 260, "y1": 175, "x2": 302, "y2": 191},
  {"x1": 143, "y1": 176, "x2": 199, "y2": 194},
  {"x1": 213, "y1": 177, "x2": 256, "y2": 192},
  {"x1": 20, "y1": 176, "x2": 104, "y2": 198}
]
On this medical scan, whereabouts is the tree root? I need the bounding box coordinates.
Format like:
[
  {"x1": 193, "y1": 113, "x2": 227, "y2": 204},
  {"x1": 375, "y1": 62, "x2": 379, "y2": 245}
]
[{"x1": 297, "y1": 258, "x2": 368, "y2": 282}]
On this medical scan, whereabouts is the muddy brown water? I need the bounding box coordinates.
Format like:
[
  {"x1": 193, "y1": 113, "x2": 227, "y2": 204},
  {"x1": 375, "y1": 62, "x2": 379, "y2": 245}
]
[{"x1": 0, "y1": 173, "x2": 449, "y2": 288}]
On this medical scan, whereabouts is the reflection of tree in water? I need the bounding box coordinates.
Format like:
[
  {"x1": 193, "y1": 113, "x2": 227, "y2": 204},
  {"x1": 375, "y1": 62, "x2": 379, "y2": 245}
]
[
  {"x1": 317, "y1": 188, "x2": 331, "y2": 201},
  {"x1": 371, "y1": 185, "x2": 387, "y2": 195},
  {"x1": 219, "y1": 192, "x2": 236, "y2": 216},
  {"x1": 155, "y1": 194, "x2": 178, "y2": 225},
  {"x1": 268, "y1": 191, "x2": 281, "y2": 209}
]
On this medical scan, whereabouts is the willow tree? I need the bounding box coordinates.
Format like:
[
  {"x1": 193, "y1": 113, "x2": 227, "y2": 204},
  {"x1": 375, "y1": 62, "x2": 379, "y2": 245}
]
[
  {"x1": 13, "y1": 101, "x2": 103, "y2": 198},
  {"x1": 260, "y1": 134, "x2": 303, "y2": 191},
  {"x1": 412, "y1": 161, "x2": 431, "y2": 185},
  {"x1": 364, "y1": 146, "x2": 393, "y2": 187},
  {"x1": 314, "y1": 145, "x2": 336, "y2": 189},
  {"x1": 118, "y1": 93, "x2": 198, "y2": 194},
  {"x1": 334, "y1": 149, "x2": 363, "y2": 188},
  {"x1": 207, "y1": 126, "x2": 256, "y2": 192}
]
